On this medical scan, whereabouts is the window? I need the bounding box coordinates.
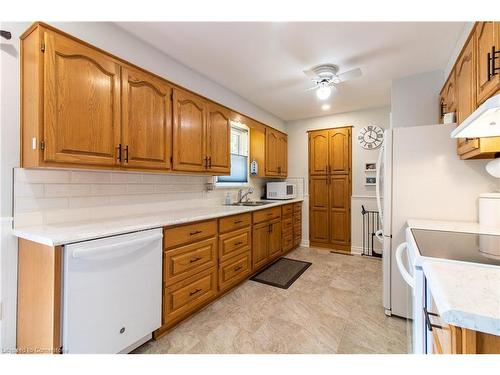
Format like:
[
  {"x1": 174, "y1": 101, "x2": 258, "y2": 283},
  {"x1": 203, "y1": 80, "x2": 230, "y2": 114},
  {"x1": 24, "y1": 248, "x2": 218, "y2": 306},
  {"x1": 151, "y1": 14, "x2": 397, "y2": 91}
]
[{"x1": 216, "y1": 122, "x2": 249, "y2": 186}]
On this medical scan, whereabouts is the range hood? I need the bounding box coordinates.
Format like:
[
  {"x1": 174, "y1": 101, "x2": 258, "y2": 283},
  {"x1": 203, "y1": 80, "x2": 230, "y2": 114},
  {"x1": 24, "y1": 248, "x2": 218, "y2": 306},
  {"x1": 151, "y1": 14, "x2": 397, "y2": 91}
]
[{"x1": 451, "y1": 94, "x2": 500, "y2": 138}]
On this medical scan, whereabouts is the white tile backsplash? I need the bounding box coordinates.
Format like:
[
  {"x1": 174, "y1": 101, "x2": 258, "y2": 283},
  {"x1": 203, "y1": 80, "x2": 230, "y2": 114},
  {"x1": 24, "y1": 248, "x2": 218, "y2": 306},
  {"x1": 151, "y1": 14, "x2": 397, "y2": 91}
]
[
  {"x1": 13, "y1": 168, "x2": 265, "y2": 227},
  {"x1": 44, "y1": 184, "x2": 92, "y2": 198}
]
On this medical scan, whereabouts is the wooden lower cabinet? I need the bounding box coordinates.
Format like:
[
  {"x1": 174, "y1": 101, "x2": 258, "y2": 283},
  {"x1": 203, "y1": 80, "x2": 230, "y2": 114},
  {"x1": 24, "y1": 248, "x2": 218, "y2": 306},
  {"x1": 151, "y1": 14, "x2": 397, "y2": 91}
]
[
  {"x1": 252, "y1": 221, "x2": 271, "y2": 270},
  {"x1": 268, "y1": 219, "x2": 282, "y2": 259},
  {"x1": 432, "y1": 325, "x2": 500, "y2": 354},
  {"x1": 162, "y1": 268, "x2": 218, "y2": 328},
  {"x1": 293, "y1": 203, "x2": 302, "y2": 247},
  {"x1": 219, "y1": 252, "x2": 251, "y2": 293},
  {"x1": 163, "y1": 237, "x2": 217, "y2": 285}
]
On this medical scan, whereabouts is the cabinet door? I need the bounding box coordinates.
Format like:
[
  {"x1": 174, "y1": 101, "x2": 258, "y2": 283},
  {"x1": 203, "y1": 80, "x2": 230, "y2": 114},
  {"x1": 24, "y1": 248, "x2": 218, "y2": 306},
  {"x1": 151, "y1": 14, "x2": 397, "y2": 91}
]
[
  {"x1": 309, "y1": 176, "x2": 330, "y2": 243},
  {"x1": 172, "y1": 88, "x2": 207, "y2": 172},
  {"x1": 121, "y1": 66, "x2": 172, "y2": 170},
  {"x1": 268, "y1": 219, "x2": 282, "y2": 259},
  {"x1": 440, "y1": 70, "x2": 456, "y2": 118},
  {"x1": 329, "y1": 175, "x2": 351, "y2": 247},
  {"x1": 43, "y1": 30, "x2": 120, "y2": 166},
  {"x1": 277, "y1": 133, "x2": 288, "y2": 177},
  {"x1": 265, "y1": 128, "x2": 279, "y2": 176},
  {"x1": 476, "y1": 22, "x2": 500, "y2": 105},
  {"x1": 206, "y1": 103, "x2": 230, "y2": 174},
  {"x1": 328, "y1": 128, "x2": 351, "y2": 174},
  {"x1": 308, "y1": 130, "x2": 329, "y2": 175},
  {"x1": 456, "y1": 37, "x2": 478, "y2": 155},
  {"x1": 252, "y1": 222, "x2": 269, "y2": 270}
]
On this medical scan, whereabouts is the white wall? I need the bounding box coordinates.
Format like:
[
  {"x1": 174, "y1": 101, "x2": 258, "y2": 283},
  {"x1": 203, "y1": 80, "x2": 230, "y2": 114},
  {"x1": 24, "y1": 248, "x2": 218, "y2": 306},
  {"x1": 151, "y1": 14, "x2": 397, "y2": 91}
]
[
  {"x1": 391, "y1": 70, "x2": 444, "y2": 128},
  {"x1": 0, "y1": 21, "x2": 283, "y2": 351},
  {"x1": 286, "y1": 106, "x2": 390, "y2": 254}
]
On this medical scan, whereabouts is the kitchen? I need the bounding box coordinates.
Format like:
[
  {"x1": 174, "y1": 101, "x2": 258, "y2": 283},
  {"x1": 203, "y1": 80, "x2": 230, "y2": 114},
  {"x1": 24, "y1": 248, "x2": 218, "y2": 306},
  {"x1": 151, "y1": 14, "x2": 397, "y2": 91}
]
[{"x1": 1, "y1": 1, "x2": 500, "y2": 372}]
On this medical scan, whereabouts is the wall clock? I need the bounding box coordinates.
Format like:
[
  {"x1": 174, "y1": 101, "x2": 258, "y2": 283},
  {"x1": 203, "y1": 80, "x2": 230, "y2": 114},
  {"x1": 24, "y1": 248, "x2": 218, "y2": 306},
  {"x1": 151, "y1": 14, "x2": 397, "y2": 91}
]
[{"x1": 358, "y1": 125, "x2": 384, "y2": 150}]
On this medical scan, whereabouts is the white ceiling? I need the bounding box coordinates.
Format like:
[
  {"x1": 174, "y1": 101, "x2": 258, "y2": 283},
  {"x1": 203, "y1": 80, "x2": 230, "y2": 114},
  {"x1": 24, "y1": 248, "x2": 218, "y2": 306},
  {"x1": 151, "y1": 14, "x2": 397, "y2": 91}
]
[{"x1": 115, "y1": 22, "x2": 466, "y2": 121}]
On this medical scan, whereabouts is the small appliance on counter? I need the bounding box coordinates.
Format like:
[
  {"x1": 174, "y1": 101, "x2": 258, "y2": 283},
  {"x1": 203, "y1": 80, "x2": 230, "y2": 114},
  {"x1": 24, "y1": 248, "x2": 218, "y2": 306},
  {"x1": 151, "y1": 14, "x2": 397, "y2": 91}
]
[{"x1": 266, "y1": 182, "x2": 296, "y2": 200}]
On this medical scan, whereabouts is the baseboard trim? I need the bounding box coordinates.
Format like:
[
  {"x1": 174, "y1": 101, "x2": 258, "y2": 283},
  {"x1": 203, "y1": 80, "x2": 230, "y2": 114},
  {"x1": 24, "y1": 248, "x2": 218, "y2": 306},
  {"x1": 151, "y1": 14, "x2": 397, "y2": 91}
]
[{"x1": 351, "y1": 246, "x2": 363, "y2": 255}]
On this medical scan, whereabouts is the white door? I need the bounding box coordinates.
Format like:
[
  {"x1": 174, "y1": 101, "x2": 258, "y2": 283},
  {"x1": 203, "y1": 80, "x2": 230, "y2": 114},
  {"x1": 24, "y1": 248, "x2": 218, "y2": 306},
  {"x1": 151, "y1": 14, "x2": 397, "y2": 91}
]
[{"x1": 63, "y1": 229, "x2": 163, "y2": 353}]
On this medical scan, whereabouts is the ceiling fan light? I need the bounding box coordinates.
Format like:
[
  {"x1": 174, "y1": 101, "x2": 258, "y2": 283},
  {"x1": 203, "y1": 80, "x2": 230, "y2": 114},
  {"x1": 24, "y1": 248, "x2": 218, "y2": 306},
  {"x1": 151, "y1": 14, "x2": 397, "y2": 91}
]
[
  {"x1": 316, "y1": 86, "x2": 332, "y2": 100},
  {"x1": 321, "y1": 104, "x2": 331, "y2": 111}
]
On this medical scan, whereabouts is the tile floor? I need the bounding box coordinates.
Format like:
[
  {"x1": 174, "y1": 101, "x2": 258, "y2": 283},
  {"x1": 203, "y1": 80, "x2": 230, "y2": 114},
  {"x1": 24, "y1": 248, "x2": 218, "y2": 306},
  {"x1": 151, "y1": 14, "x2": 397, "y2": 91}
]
[{"x1": 133, "y1": 247, "x2": 409, "y2": 354}]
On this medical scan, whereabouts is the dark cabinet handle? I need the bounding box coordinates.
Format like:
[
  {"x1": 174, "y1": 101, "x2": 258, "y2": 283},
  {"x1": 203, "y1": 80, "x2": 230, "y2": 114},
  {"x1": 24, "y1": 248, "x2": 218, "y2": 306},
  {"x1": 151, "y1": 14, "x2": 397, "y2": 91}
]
[
  {"x1": 487, "y1": 46, "x2": 499, "y2": 81},
  {"x1": 189, "y1": 288, "x2": 202, "y2": 296},
  {"x1": 423, "y1": 308, "x2": 443, "y2": 332},
  {"x1": 440, "y1": 100, "x2": 446, "y2": 118},
  {"x1": 234, "y1": 241, "x2": 243, "y2": 246},
  {"x1": 268, "y1": 224, "x2": 272, "y2": 233},
  {"x1": 267, "y1": 213, "x2": 274, "y2": 216},
  {"x1": 208, "y1": 156, "x2": 212, "y2": 168},
  {"x1": 234, "y1": 266, "x2": 242, "y2": 272},
  {"x1": 234, "y1": 220, "x2": 243, "y2": 224},
  {"x1": 116, "y1": 144, "x2": 122, "y2": 162},
  {"x1": 204, "y1": 156, "x2": 208, "y2": 168},
  {"x1": 189, "y1": 230, "x2": 202, "y2": 236},
  {"x1": 124, "y1": 145, "x2": 129, "y2": 163},
  {"x1": 189, "y1": 256, "x2": 202, "y2": 263}
]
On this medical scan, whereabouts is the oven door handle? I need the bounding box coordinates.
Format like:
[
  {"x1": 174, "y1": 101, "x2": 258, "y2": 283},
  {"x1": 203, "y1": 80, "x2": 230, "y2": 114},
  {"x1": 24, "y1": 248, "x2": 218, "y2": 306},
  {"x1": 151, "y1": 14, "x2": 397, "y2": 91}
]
[{"x1": 395, "y1": 242, "x2": 415, "y2": 289}]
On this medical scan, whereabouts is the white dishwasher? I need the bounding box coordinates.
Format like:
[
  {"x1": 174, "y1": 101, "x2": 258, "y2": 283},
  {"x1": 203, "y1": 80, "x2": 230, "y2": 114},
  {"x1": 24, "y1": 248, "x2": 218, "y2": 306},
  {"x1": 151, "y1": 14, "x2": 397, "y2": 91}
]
[{"x1": 62, "y1": 228, "x2": 163, "y2": 354}]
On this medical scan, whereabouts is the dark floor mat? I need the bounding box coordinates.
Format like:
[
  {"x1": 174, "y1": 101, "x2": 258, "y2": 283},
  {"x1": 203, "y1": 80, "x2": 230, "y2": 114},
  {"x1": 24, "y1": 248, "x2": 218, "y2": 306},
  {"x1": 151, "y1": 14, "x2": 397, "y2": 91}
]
[{"x1": 250, "y1": 257, "x2": 312, "y2": 289}]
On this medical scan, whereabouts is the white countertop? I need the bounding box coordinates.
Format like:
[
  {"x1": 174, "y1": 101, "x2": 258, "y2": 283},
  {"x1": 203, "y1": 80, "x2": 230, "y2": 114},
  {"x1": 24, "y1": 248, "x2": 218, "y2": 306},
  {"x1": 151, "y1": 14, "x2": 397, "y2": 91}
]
[
  {"x1": 12, "y1": 198, "x2": 303, "y2": 247},
  {"x1": 422, "y1": 261, "x2": 500, "y2": 336},
  {"x1": 407, "y1": 218, "x2": 500, "y2": 336}
]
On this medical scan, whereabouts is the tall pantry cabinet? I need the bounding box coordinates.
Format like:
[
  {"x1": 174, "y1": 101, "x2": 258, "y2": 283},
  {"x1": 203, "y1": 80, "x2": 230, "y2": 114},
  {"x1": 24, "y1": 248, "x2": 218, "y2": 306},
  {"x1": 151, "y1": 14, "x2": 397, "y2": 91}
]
[{"x1": 308, "y1": 127, "x2": 352, "y2": 252}]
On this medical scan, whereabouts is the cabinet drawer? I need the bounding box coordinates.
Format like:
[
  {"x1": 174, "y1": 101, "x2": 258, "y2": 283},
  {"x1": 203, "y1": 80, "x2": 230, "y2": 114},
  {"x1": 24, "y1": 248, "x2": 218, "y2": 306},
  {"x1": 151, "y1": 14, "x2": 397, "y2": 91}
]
[
  {"x1": 282, "y1": 217, "x2": 293, "y2": 232},
  {"x1": 218, "y1": 227, "x2": 251, "y2": 263},
  {"x1": 253, "y1": 206, "x2": 281, "y2": 224},
  {"x1": 164, "y1": 220, "x2": 217, "y2": 248},
  {"x1": 164, "y1": 237, "x2": 217, "y2": 285},
  {"x1": 293, "y1": 214, "x2": 302, "y2": 227},
  {"x1": 281, "y1": 204, "x2": 293, "y2": 217},
  {"x1": 219, "y1": 213, "x2": 251, "y2": 234},
  {"x1": 282, "y1": 232, "x2": 294, "y2": 252},
  {"x1": 293, "y1": 202, "x2": 302, "y2": 213},
  {"x1": 219, "y1": 252, "x2": 251, "y2": 292},
  {"x1": 163, "y1": 268, "x2": 217, "y2": 326}
]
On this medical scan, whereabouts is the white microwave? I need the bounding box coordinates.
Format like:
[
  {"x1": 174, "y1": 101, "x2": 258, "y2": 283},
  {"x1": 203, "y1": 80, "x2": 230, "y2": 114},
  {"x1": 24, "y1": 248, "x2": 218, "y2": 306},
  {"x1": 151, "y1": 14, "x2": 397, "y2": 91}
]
[{"x1": 266, "y1": 182, "x2": 296, "y2": 200}]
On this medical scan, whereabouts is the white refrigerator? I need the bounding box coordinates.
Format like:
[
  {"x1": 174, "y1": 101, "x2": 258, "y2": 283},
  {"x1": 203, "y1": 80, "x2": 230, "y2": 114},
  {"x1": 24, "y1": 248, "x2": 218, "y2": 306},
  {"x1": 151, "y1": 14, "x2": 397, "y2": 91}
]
[{"x1": 376, "y1": 123, "x2": 496, "y2": 319}]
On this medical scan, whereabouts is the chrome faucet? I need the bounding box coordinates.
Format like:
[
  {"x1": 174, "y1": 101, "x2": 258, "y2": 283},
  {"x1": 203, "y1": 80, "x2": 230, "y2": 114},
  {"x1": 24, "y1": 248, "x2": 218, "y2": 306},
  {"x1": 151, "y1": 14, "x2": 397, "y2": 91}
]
[{"x1": 237, "y1": 187, "x2": 254, "y2": 203}]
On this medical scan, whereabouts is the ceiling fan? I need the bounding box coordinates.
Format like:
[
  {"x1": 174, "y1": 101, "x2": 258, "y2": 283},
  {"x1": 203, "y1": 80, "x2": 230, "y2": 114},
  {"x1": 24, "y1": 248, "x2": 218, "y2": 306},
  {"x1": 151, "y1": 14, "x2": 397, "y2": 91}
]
[{"x1": 304, "y1": 64, "x2": 362, "y2": 100}]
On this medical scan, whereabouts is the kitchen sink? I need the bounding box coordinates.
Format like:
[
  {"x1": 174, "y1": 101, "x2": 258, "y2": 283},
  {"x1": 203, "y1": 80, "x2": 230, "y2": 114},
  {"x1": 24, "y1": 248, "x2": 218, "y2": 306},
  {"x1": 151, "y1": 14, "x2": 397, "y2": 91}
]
[{"x1": 231, "y1": 201, "x2": 273, "y2": 207}]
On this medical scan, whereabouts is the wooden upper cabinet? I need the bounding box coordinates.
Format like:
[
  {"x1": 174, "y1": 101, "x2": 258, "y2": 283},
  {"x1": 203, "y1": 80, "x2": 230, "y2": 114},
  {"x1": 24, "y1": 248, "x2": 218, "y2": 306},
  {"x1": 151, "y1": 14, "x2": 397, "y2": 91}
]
[
  {"x1": 475, "y1": 22, "x2": 500, "y2": 105},
  {"x1": 43, "y1": 30, "x2": 121, "y2": 166},
  {"x1": 121, "y1": 66, "x2": 172, "y2": 170},
  {"x1": 328, "y1": 128, "x2": 351, "y2": 174},
  {"x1": 277, "y1": 133, "x2": 288, "y2": 177},
  {"x1": 308, "y1": 130, "x2": 329, "y2": 175},
  {"x1": 440, "y1": 69, "x2": 456, "y2": 123},
  {"x1": 455, "y1": 36, "x2": 478, "y2": 155},
  {"x1": 265, "y1": 128, "x2": 279, "y2": 176},
  {"x1": 206, "y1": 103, "x2": 230, "y2": 174},
  {"x1": 172, "y1": 88, "x2": 207, "y2": 172}
]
